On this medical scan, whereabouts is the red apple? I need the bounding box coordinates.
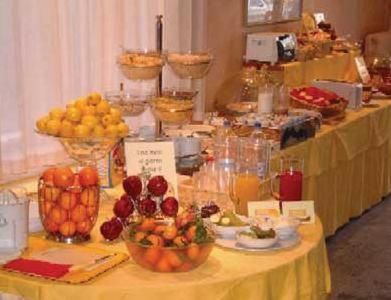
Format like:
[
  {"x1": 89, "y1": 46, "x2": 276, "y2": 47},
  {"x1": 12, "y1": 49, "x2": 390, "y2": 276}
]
[
  {"x1": 138, "y1": 197, "x2": 157, "y2": 217},
  {"x1": 113, "y1": 198, "x2": 134, "y2": 219},
  {"x1": 122, "y1": 175, "x2": 142, "y2": 199},
  {"x1": 100, "y1": 218, "x2": 123, "y2": 241},
  {"x1": 160, "y1": 197, "x2": 178, "y2": 217},
  {"x1": 147, "y1": 175, "x2": 168, "y2": 197}
]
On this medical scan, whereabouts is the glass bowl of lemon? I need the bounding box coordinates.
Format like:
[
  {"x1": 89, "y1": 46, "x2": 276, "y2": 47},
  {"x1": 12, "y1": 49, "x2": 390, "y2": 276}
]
[{"x1": 35, "y1": 92, "x2": 130, "y2": 164}]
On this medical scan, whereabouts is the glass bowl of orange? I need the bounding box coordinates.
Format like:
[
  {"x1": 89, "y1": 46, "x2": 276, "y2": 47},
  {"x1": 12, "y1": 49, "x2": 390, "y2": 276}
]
[
  {"x1": 38, "y1": 166, "x2": 100, "y2": 243},
  {"x1": 123, "y1": 212, "x2": 215, "y2": 272}
]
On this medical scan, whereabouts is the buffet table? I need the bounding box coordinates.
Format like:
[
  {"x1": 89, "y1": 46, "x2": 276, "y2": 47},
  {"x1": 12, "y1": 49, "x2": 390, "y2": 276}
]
[
  {"x1": 274, "y1": 99, "x2": 391, "y2": 236},
  {"x1": 280, "y1": 51, "x2": 359, "y2": 87},
  {"x1": 0, "y1": 183, "x2": 331, "y2": 300}
]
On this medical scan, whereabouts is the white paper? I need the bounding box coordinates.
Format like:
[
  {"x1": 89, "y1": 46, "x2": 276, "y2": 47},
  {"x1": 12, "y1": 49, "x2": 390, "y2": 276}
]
[{"x1": 281, "y1": 201, "x2": 315, "y2": 224}]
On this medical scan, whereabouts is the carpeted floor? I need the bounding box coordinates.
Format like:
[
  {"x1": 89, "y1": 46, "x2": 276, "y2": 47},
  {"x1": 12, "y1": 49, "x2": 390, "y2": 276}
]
[{"x1": 327, "y1": 196, "x2": 391, "y2": 300}]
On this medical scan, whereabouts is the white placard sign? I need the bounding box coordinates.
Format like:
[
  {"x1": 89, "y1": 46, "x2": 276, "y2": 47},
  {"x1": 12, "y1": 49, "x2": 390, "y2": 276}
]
[
  {"x1": 313, "y1": 13, "x2": 325, "y2": 25},
  {"x1": 124, "y1": 140, "x2": 178, "y2": 197},
  {"x1": 247, "y1": 201, "x2": 281, "y2": 218},
  {"x1": 282, "y1": 201, "x2": 315, "y2": 224},
  {"x1": 355, "y1": 56, "x2": 371, "y2": 84}
]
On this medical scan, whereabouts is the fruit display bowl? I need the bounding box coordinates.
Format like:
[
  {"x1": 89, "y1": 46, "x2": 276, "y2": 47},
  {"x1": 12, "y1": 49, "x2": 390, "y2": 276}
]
[
  {"x1": 105, "y1": 90, "x2": 153, "y2": 117},
  {"x1": 167, "y1": 52, "x2": 212, "y2": 79},
  {"x1": 150, "y1": 97, "x2": 194, "y2": 125},
  {"x1": 36, "y1": 131, "x2": 120, "y2": 165},
  {"x1": 289, "y1": 88, "x2": 348, "y2": 118},
  {"x1": 38, "y1": 172, "x2": 99, "y2": 243},
  {"x1": 117, "y1": 51, "x2": 164, "y2": 80},
  {"x1": 125, "y1": 240, "x2": 214, "y2": 272}
]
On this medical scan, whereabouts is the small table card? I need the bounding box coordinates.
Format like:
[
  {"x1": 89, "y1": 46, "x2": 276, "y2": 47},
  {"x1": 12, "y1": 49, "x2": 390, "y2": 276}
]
[
  {"x1": 355, "y1": 56, "x2": 371, "y2": 84},
  {"x1": 124, "y1": 139, "x2": 178, "y2": 197},
  {"x1": 281, "y1": 201, "x2": 315, "y2": 224},
  {"x1": 247, "y1": 201, "x2": 281, "y2": 218}
]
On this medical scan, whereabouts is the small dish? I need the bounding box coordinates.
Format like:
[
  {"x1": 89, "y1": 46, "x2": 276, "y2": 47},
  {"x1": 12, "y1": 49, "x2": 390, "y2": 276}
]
[
  {"x1": 214, "y1": 224, "x2": 250, "y2": 240},
  {"x1": 236, "y1": 233, "x2": 278, "y2": 249},
  {"x1": 273, "y1": 216, "x2": 300, "y2": 239}
]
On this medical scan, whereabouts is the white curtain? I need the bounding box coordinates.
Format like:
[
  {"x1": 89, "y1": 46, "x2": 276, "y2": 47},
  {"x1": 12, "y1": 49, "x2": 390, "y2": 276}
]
[{"x1": 0, "y1": 0, "x2": 196, "y2": 180}]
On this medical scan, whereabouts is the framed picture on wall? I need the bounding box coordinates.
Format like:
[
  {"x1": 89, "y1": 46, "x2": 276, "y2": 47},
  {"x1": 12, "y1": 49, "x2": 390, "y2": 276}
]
[{"x1": 244, "y1": 0, "x2": 303, "y2": 27}]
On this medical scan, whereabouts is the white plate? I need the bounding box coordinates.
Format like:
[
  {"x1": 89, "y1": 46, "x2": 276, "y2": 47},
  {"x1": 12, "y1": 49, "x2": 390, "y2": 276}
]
[
  {"x1": 214, "y1": 225, "x2": 250, "y2": 239},
  {"x1": 237, "y1": 235, "x2": 278, "y2": 249},
  {"x1": 215, "y1": 232, "x2": 300, "y2": 252}
]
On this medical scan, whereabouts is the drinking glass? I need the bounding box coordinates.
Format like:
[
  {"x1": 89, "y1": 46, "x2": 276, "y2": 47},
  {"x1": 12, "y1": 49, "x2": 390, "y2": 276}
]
[{"x1": 271, "y1": 156, "x2": 303, "y2": 201}]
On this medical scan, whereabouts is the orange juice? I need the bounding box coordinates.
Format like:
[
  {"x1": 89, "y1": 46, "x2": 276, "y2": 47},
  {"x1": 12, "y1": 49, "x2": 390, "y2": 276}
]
[{"x1": 233, "y1": 173, "x2": 261, "y2": 215}]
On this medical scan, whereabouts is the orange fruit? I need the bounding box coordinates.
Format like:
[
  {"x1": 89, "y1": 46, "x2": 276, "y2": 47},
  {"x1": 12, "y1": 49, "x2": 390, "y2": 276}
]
[
  {"x1": 42, "y1": 186, "x2": 61, "y2": 202},
  {"x1": 36, "y1": 116, "x2": 50, "y2": 133},
  {"x1": 49, "y1": 206, "x2": 68, "y2": 225},
  {"x1": 176, "y1": 261, "x2": 193, "y2": 272},
  {"x1": 76, "y1": 219, "x2": 92, "y2": 234},
  {"x1": 101, "y1": 114, "x2": 114, "y2": 127},
  {"x1": 41, "y1": 201, "x2": 53, "y2": 216},
  {"x1": 42, "y1": 167, "x2": 57, "y2": 184},
  {"x1": 46, "y1": 119, "x2": 62, "y2": 136},
  {"x1": 86, "y1": 205, "x2": 97, "y2": 217},
  {"x1": 59, "y1": 221, "x2": 76, "y2": 237},
  {"x1": 44, "y1": 219, "x2": 59, "y2": 233},
  {"x1": 117, "y1": 122, "x2": 129, "y2": 137},
  {"x1": 155, "y1": 257, "x2": 172, "y2": 272},
  {"x1": 146, "y1": 234, "x2": 164, "y2": 247},
  {"x1": 81, "y1": 105, "x2": 96, "y2": 116},
  {"x1": 71, "y1": 204, "x2": 87, "y2": 222},
  {"x1": 143, "y1": 247, "x2": 161, "y2": 265},
  {"x1": 87, "y1": 92, "x2": 102, "y2": 105},
  {"x1": 75, "y1": 97, "x2": 88, "y2": 110},
  {"x1": 110, "y1": 108, "x2": 122, "y2": 123},
  {"x1": 95, "y1": 100, "x2": 110, "y2": 115},
  {"x1": 163, "y1": 225, "x2": 178, "y2": 241},
  {"x1": 139, "y1": 218, "x2": 156, "y2": 232},
  {"x1": 186, "y1": 243, "x2": 200, "y2": 261},
  {"x1": 81, "y1": 115, "x2": 99, "y2": 128},
  {"x1": 185, "y1": 225, "x2": 197, "y2": 242},
  {"x1": 65, "y1": 107, "x2": 81, "y2": 122},
  {"x1": 153, "y1": 225, "x2": 166, "y2": 235},
  {"x1": 59, "y1": 192, "x2": 78, "y2": 210},
  {"x1": 135, "y1": 232, "x2": 146, "y2": 242},
  {"x1": 173, "y1": 235, "x2": 187, "y2": 247},
  {"x1": 80, "y1": 187, "x2": 98, "y2": 207},
  {"x1": 164, "y1": 250, "x2": 182, "y2": 268},
  {"x1": 53, "y1": 167, "x2": 75, "y2": 188},
  {"x1": 79, "y1": 166, "x2": 99, "y2": 187},
  {"x1": 74, "y1": 124, "x2": 90, "y2": 137},
  {"x1": 105, "y1": 124, "x2": 118, "y2": 137},
  {"x1": 49, "y1": 108, "x2": 65, "y2": 120}
]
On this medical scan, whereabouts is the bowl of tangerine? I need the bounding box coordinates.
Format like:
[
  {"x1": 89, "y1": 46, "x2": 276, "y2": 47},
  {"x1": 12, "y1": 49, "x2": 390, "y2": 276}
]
[
  {"x1": 38, "y1": 166, "x2": 100, "y2": 243},
  {"x1": 124, "y1": 212, "x2": 214, "y2": 272}
]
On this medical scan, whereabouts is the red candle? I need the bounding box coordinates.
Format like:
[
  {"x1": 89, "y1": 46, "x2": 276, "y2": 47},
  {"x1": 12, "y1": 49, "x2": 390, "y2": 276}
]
[{"x1": 279, "y1": 170, "x2": 302, "y2": 201}]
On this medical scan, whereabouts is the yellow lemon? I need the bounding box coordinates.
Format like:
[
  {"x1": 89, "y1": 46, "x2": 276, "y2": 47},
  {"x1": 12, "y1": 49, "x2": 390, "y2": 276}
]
[
  {"x1": 75, "y1": 97, "x2": 88, "y2": 110},
  {"x1": 66, "y1": 100, "x2": 76, "y2": 109},
  {"x1": 101, "y1": 114, "x2": 114, "y2": 127},
  {"x1": 95, "y1": 100, "x2": 110, "y2": 115},
  {"x1": 87, "y1": 92, "x2": 102, "y2": 105},
  {"x1": 92, "y1": 125, "x2": 105, "y2": 137},
  {"x1": 65, "y1": 107, "x2": 82, "y2": 122},
  {"x1": 109, "y1": 107, "x2": 122, "y2": 124},
  {"x1": 49, "y1": 108, "x2": 65, "y2": 120},
  {"x1": 117, "y1": 122, "x2": 129, "y2": 137},
  {"x1": 46, "y1": 119, "x2": 62, "y2": 136},
  {"x1": 74, "y1": 124, "x2": 90, "y2": 137},
  {"x1": 82, "y1": 105, "x2": 96, "y2": 116},
  {"x1": 59, "y1": 120, "x2": 74, "y2": 137},
  {"x1": 105, "y1": 125, "x2": 118, "y2": 137},
  {"x1": 81, "y1": 115, "x2": 99, "y2": 129},
  {"x1": 36, "y1": 116, "x2": 50, "y2": 133}
]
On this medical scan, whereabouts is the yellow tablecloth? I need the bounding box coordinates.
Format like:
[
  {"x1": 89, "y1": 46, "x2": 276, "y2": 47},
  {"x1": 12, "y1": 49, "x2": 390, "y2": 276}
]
[
  {"x1": 0, "y1": 191, "x2": 330, "y2": 300},
  {"x1": 282, "y1": 51, "x2": 359, "y2": 87}
]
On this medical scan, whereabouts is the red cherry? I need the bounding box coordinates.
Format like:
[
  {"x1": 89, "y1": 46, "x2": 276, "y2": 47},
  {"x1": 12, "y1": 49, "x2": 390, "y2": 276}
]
[
  {"x1": 100, "y1": 218, "x2": 123, "y2": 241},
  {"x1": 160, "y1": 197, "x2": 179, "y2": 217},
  {"x1": 147, "y1": 176, "x2": 168, "y2": 197},
  {"x1": 138, "y1": 197, "x2": 157, "y2": 217},
  {"x1": 122, "y1": 176, "x2": 142, "y2": 199},
  {"x1": 113, "y1": 198, "x2": 134, "y2": 219}
]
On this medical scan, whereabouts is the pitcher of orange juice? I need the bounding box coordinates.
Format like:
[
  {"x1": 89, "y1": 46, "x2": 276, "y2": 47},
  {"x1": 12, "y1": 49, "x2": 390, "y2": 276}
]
[{"x1": 229, "y1": 138, "x2": 263, "y2": 216}]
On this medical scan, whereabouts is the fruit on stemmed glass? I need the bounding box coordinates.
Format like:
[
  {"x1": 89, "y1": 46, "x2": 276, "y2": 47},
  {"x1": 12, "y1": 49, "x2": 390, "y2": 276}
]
[{"x1": 36, "y1": 92, "x2": 130, "y2": 138}]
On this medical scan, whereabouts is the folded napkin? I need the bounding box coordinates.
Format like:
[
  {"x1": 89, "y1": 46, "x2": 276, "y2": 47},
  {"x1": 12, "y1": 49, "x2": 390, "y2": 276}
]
[{"x1": 4, "y1": 258, "x2": 71, "y2": 278}]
